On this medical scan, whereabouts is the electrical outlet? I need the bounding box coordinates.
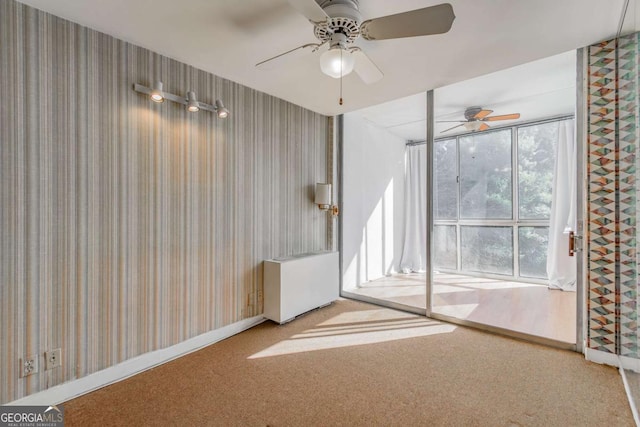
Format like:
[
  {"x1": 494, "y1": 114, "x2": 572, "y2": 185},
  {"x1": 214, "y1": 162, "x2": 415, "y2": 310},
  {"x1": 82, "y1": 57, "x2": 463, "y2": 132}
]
[
  {"x1": 45, "y1": 349, "x2": 62, "y2": 370},
  {"x1": 20, "y1": 355, "x2": 38, "y2": 378}
]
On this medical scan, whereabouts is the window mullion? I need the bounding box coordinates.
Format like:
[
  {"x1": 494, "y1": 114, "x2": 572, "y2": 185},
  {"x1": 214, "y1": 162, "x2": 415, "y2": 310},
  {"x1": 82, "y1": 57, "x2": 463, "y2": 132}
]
[
  {"x1": 456, "y1": 135, "x2": 461, "y2": 272},
  {"x1": 512, "y1": 126, "x2": 519, "y2": 280}
]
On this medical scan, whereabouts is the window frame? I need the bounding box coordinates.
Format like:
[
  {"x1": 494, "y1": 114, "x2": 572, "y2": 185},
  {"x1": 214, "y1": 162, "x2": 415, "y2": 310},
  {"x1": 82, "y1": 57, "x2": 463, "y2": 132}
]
[{"x1": 432, "y1": 115, "x2": 574, "y2": 284}]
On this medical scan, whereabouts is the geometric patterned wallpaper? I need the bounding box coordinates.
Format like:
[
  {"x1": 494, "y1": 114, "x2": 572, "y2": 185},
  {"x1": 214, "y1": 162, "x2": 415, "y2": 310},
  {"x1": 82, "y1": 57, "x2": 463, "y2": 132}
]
[
  {"x1": 587, "y1": 32, "x2": 639, "y2": 357},
  {"x1": 0, "y1": 0, "x2": 330, "y2": 403}
]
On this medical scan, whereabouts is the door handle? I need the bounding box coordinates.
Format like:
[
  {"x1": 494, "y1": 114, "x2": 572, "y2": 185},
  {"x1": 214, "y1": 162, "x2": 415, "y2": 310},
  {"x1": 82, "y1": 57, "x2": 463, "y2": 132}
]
[{"x1": 568, "y1": 231, "x2": 583, "y2": 257}]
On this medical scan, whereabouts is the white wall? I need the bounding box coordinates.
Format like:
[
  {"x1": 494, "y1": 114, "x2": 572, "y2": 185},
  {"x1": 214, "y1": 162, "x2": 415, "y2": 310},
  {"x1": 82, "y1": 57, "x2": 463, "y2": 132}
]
[{"x1": 342, "y1": 112, "x2": 407, "y2": 291}]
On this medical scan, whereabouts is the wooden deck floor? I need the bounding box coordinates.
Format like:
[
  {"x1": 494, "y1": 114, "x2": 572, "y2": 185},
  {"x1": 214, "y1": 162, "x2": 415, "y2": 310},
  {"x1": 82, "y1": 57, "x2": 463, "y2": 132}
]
[{"x1": 346, "y1": 272, "x2": 576, "y2": 344}]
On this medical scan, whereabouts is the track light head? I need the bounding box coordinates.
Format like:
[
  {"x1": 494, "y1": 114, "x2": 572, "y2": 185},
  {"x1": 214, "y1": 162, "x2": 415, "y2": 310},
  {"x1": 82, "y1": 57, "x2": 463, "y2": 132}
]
[
  {"x1": 186, "y1": 91, "x2": 200, "y2": 112},
  {"x1": 150, "y1": 81, "x2": 164, "y2": 103},
  {"x1": 215, "y1": 99, "x2": 229, "y2": 119}
]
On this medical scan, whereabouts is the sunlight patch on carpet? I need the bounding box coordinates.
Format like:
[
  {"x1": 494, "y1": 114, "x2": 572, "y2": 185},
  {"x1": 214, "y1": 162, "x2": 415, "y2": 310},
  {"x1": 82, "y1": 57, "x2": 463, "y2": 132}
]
[
  {"x1": 248, "y1": 311, "x2": 456, "y2": 359},
  {"x1": 317, "y1": 308, "x2": 417, "y2": 326}
]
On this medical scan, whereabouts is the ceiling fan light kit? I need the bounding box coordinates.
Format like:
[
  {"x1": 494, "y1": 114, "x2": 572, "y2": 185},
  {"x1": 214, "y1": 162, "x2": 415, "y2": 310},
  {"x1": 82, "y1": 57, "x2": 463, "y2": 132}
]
[
  {"x1": 320, "y1": 34, "x2": 356, "y2": 78},
  {"x1": 257, "y1": 0, "x2": 456, "y2": 104},
  {"x1": 464, "y1": 121, "x2": 484, "y2": 132}
]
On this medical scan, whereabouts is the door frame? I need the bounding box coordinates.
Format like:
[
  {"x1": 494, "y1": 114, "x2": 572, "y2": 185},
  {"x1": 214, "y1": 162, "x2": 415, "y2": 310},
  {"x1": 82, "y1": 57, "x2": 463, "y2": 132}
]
[
  {"x1": 337, "y1": 50, "x2": 585, "y2": 352},
  {"x1": 425, "y1": 49, "x2": 586, "y2": 352}
]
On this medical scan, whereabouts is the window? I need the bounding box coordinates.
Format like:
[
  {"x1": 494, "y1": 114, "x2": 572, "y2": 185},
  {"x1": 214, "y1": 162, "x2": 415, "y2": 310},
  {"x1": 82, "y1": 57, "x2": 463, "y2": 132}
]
[
  {"x1": 517, "y1": 122, "x2": 557, "y2": 220},
  {"x1": 433, "y1": 225, "x2": 457, "y2": 270},
  {"x1": 433, "y1": 117, "x2": 571, "y2": 282},
  {"x1": 459, "y1": 130, "x2": 512, "y2": 219},
  {"x1": 434, "y1": 139, "x2": 457, "y2": 220},
  {"x1": 518, "y1": 227, "x2": 549, "y2": 279},
  {"x1": 461, "y1": 226, "x2": 513, "y2": 275}
]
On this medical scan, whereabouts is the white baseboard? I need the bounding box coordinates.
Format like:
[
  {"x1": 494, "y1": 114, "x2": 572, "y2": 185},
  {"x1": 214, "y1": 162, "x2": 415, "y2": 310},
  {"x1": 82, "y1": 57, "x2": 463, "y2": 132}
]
[
  {"x1": 6, "y1": 315, "x2": 266, "y2": 406},
  {"x1": 585, "y1": 348, "x2": 620, "y2": 367},
  {"x1": 585, "y1": 348, "x2": 640, "y2": 373},
  {"x1": 620, "y1": 355, "x2": 640, "y2": 373}
]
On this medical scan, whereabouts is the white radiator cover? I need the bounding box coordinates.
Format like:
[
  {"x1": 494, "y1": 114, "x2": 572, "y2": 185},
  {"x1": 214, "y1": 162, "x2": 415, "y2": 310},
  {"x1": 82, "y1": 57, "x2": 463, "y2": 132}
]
[{"x1": 263, "y1": 252, "x2": 339, "y2": 324}]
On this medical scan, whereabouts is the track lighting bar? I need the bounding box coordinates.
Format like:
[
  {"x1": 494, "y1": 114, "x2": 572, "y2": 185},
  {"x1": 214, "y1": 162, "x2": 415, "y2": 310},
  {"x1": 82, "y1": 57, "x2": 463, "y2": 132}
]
[{"x1": 133, "y1": 82, "x2": 229, "y2": 118}]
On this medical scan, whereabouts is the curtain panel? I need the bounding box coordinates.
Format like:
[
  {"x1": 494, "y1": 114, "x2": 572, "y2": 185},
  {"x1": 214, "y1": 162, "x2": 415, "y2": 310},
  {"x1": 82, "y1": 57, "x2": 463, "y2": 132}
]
[
  {"x1": 399, "y1": 144, "x2": 427, "y2": 273},
  {"x1": 547, "y1": 120, "x2": 577, "y2": 291}
]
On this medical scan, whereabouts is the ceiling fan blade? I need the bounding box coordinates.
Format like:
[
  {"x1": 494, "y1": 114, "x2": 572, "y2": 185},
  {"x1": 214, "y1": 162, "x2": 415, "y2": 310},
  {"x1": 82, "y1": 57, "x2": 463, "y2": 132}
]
[
  {"x1": 473, "y1": 109, "x2": 493, "y2": 119},
  {"x1": 287, "y1": 0, "x2": 329, "y2": 23},
  {"x1": 360, "y1": 3, "x2": 455, "y2": 41},
  {"x1": 485, "y1": 113, "x2": 521, "y2": 121},
  {"x1": 256, "y1": 43, "x2": 323, "y2": 70},
  {"x1": 351, "y1": 48, "x2": 383, "y2": 84},
  {"x1": 441, "y1": 123, "x2": 465, "y2": 133},
  {"x1": 478, "y1": 123, "x2": 490, "y2": 131}
]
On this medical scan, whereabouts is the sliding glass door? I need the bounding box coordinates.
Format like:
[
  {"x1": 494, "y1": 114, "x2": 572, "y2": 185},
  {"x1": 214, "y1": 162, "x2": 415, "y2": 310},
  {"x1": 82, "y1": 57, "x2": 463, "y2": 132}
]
[{"x1": 429, "y1": 117, "x2": 578, "y2": 346}]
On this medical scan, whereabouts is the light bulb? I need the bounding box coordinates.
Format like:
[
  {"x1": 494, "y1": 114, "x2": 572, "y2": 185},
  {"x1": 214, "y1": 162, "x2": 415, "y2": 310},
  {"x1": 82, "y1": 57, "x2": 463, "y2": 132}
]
[{"x1": 320, "y1": 48, "x2": 355, "y2": 79}]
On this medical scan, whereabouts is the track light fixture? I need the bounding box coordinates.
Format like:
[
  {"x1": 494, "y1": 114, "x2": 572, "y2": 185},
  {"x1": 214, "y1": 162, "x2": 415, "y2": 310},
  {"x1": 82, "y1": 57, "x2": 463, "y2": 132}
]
[{"x1": 133, "y1": 81, "x2": 229, "y2": 118}]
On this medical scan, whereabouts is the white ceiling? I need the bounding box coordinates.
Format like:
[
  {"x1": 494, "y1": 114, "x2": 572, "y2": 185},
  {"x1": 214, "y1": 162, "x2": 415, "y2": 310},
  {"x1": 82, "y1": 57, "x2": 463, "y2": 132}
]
[
  {"x1": 17, "y1": 0, "x2": 626, "y2": 116},
  {"x1": 357, "y1": 50, "x2": 577, "y2": 140}
]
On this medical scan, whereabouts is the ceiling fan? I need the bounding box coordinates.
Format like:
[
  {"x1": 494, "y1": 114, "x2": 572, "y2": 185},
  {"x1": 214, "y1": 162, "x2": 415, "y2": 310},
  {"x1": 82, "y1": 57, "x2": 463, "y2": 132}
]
[
  {"x1": 256, "y1": 0, "x2": 455, "y2": 104},
  {"x1": 438, "y1": 107, "x2": 521, "y2": 133}
]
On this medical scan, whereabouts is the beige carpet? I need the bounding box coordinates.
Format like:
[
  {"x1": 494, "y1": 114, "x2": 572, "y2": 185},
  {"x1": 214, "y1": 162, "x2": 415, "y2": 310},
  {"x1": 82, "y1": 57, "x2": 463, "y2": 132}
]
[{"x1": 64, "y1": 299, "x2": 632, "y2": 426}]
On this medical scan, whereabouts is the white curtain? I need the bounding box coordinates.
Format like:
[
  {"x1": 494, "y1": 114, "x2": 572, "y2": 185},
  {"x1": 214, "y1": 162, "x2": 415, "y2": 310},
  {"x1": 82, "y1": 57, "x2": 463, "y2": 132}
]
[
  {"x1": 399, "y1": 144, "x2": 427, "y2": 273},
  {"x1": 547, "y1": 119, "x2": 577, "y2": 291}
]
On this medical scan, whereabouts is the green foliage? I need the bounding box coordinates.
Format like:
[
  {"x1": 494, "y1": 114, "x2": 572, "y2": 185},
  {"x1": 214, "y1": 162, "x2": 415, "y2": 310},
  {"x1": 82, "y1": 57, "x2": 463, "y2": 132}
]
[
  {"x1": 434, "y1": 139, "x2": 458, "y2": 219},
  {"x1": 461, "y1": 226, "x2": 513, "y2": 275},
  {"x1": 519, "y1": 227, "x2": 549, "y2": 279},
  {"x1": 459, "y1": 129, "x2": 512, "y2": 219},
  {"x1": 518, "y1": 122, "x2": 557, "y2": 220}
]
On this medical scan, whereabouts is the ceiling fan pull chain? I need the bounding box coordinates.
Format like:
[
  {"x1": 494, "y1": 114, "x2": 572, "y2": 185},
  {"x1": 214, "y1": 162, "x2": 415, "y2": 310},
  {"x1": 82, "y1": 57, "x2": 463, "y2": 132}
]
[{"x1": 339, "y1": 48, "x2": 344, "y2": 105}]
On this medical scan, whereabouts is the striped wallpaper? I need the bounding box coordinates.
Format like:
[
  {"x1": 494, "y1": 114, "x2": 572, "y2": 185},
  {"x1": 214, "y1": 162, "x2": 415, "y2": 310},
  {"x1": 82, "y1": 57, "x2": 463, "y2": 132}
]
[{"x1": 0, "y1": 0, "x2": 331, "y2": 403}]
